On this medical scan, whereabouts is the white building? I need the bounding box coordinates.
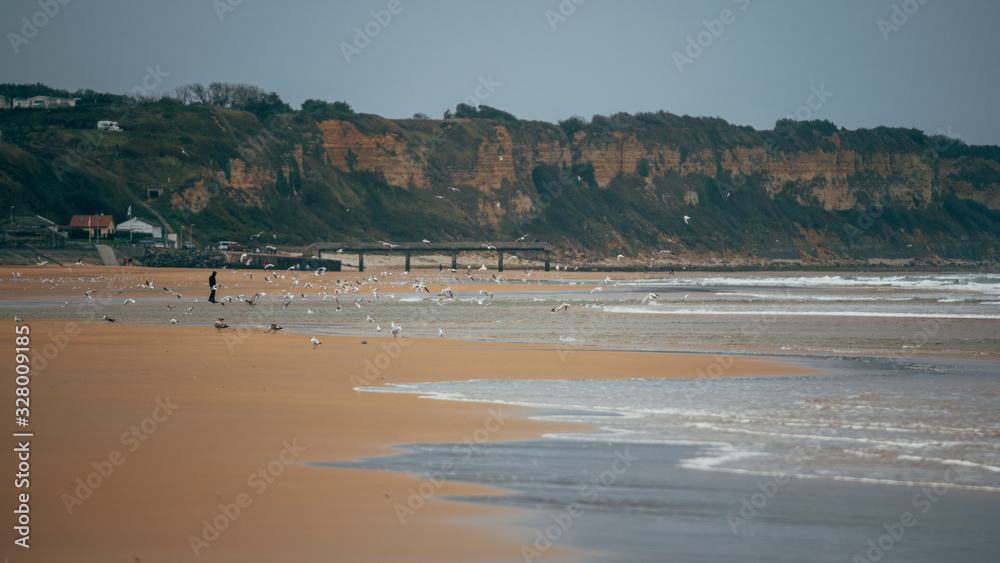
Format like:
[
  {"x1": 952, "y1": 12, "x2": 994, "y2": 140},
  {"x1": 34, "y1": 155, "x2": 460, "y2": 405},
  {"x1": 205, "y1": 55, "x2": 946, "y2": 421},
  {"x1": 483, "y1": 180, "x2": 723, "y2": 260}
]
[
  {"x1": 12, "y1": 96, "x2": 80, "y2": 109},
  {"x1": 97, "y1": 121, "x2": 121, "y2": 131},
  {"x1": 0, "y1": 96, "x2": 9, "y2": 109},
  {"x1": 116, "y1": 217, "x2": 162, "y2": 239}
]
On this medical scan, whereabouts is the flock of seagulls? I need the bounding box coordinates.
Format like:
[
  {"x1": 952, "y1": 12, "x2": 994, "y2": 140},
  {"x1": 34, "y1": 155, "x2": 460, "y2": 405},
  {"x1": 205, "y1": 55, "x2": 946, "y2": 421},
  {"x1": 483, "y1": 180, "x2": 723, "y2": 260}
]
[{"x1": 13, "y1": 241, "x2": 683, "y2": 357}]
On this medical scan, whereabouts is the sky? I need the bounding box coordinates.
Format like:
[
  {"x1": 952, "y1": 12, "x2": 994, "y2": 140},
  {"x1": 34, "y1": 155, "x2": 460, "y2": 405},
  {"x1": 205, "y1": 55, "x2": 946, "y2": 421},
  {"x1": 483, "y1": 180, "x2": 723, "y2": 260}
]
[{"x1": 3, "y1": 0, "x2": 999, "y2": 145}]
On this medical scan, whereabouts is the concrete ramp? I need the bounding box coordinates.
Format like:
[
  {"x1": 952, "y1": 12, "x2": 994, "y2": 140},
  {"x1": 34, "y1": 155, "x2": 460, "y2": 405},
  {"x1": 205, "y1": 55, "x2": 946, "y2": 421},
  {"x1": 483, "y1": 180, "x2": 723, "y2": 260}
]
[{"x1": 95, "y1": 244, "x2": 120, "y2": 266}]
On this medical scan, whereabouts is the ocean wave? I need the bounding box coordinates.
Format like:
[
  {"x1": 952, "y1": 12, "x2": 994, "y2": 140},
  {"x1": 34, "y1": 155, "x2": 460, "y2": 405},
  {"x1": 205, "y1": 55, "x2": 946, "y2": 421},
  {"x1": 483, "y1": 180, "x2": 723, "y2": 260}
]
[{"x1": 602, "y1": 306, "x2": 1000, "y2": 320}]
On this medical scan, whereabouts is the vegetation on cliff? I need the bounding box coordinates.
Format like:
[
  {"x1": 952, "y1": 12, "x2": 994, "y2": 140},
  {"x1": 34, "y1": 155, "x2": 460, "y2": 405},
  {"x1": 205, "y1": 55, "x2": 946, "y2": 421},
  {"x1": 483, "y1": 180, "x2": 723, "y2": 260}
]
[{"x1": 2, "y1": 83, "x2": 999, "y2": 263}]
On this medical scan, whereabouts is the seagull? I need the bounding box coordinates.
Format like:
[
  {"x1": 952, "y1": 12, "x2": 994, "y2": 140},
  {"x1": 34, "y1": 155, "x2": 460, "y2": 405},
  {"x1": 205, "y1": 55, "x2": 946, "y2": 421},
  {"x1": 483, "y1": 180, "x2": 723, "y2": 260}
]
[
  {"x1": 214, "y1": 317, "x2": 228, "y2": 332},
  {"x1": 590, "y1": 287, "x2": 603, "y2": 294},
  {"x1": 376, "y1": 324, "x2": 382, "y2": 332},
  {"x1": 184, "y1": 306, "x2": 195, "y2": 315},
  {"x1": 311, "y1": 336, "x2": 321, "y2": 349},
  {"x1": 551, "y1": 303, "x2": 570, "y2": 313},
  {"x1": 74, "y1": 258, "x2": 85, "y2": 266},
  {"x1": 478, "y1": 264, "x2": 487, "y2": 271},
  {"x1": 499, "y1": 155, "x2": 503, "y2": 161},
  {"x1": 642, "y1": 293, "x2": 659, "y2": 304},
  {"x1": 479, "y1": 290, "x2": 493, "y2": 299},
  {"x1": 60, "y1": 301, "x2": 69, "y2": 308},
  {"x1": 84, "y1": 289, "x2": 96, "y2": 299},
  {"x1": 35, "y1": 255, "x2": 48, "y2": 266},
  {"x1": 617, "y1": 254, "x2": 624, "y2": 261},
  {"x1": 14, "y1": 315, "x2": 23, "y2": 322},
  {"x1": 269, "y1": 323, "x2": 283, "y2": 332},
  {"x1": 102, "y1": 315, "x2": 116, "y2": 323},
  {"x1": 367, "y1": 314, "x2": 375, "y2": 323},
  {"x1": 515, "y1": 234, "x2": 528, "y2": 242},
  {"x1": 264, "y1": 263, "x2": 275, "y2": 270},
  {"x1": 657, "y1": 249, "x2": 672, "y2": 254},
  {"x1": 448, "y1": 186, "x2": 459, "y2": 191},
  {"x1": 389, "y1": 323, "x2": 402, "y2": 338},
  {"x1": 179, "y1": 146, "x2": 189, "y2": 157},
  {"x1": 123, "y1": 298, "x2": 136, "y2": 305},
  {"x1": 170, "y1": 318, "x2": 178, "y2": 324},
  {"x1": 422, "y1": 239, "x2": 431, "y2": 245},
  {"x1": 483, "y1": 244, "x2": 497, "y2": 250},
  {"x1": 251, "y1": 231, "x2": 265, "y2": 239},
  {"x1": 438, "y1": 328, "x2": 445, "y2": 338},
  {"x1": 683, "y1": 215, "x2": 690, "y2": 224}
]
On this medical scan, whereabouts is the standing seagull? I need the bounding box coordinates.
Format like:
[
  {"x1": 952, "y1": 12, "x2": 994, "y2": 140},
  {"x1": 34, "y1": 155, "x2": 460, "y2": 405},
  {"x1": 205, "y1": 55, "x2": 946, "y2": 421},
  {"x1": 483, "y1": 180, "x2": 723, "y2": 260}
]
[
  {"x1": 389, "y1": 322, "x2": 402, "y2": 338},
  {"x1": 311, "y1": 336, "x2": 321, "y2": 349},
  {"x1": 214, "y1": 317, "x2": 228, "y2": 332}
]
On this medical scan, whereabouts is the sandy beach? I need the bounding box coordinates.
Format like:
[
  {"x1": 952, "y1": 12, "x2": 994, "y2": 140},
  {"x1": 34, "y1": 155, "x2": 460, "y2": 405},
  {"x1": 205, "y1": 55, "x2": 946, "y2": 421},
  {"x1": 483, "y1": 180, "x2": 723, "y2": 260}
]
[{"x1": 0, "y1": 265, "x2": 815, "y2": 562}]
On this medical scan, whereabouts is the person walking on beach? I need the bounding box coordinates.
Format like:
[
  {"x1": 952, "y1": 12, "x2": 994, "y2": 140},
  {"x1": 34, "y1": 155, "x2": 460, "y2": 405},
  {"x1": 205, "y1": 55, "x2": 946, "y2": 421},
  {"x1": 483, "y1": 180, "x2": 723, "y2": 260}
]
[{"x1": 208, "y1": 271, "x2": 217, "y2": 303}]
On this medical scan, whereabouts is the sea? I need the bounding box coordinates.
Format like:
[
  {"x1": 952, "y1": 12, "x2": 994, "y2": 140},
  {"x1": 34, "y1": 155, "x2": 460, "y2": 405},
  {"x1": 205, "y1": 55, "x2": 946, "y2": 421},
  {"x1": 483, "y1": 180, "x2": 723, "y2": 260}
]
[{"x1": 327, "y1": 271, "x2": 1000, "y2": 562}]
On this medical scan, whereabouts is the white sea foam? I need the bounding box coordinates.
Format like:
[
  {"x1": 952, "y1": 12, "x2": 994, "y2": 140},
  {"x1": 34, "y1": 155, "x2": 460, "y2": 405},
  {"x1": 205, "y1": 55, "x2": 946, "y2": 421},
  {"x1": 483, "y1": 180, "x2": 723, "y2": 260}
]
[{"x1": 603, "y1": 306, "x2": 1000, "y2": 320}]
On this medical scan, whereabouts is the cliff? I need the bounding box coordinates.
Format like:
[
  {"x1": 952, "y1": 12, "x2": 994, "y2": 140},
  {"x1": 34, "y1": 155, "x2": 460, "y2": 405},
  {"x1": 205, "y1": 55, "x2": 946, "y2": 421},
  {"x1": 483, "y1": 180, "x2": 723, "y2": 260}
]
[{"x1": 2, "y1": 97, "x2": 999, "y2": 266}]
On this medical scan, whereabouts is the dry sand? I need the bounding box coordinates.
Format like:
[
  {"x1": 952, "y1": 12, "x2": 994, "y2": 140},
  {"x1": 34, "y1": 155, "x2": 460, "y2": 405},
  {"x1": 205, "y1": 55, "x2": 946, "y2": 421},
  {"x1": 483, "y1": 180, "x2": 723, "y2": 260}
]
[{"x1": 1, "y1": 266, "x2": 817, "y2": 562}]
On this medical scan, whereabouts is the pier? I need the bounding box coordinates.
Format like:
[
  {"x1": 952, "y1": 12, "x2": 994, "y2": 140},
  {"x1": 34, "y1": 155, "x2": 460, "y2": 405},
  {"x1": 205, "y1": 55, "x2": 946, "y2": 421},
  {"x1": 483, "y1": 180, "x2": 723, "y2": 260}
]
[{"x1": 302, "y1": 241, "x2": 552, "y2": 272}]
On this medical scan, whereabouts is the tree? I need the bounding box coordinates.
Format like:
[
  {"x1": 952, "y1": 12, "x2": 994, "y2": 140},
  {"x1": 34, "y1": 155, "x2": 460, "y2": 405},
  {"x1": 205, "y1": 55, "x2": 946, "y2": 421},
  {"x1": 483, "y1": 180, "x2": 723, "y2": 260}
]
[
  {"x1": 412, "y1": 112, "x2": 430, "y2": 120},
  {"x1": 635, "y1": 158, "x2": 650, "y2": 177},
  {"x1": 559, "y1": 116, "x2": 586, "y2": 138},
  {"x1": 301, "y1": 99, "x2": 355, "y2": 121}
]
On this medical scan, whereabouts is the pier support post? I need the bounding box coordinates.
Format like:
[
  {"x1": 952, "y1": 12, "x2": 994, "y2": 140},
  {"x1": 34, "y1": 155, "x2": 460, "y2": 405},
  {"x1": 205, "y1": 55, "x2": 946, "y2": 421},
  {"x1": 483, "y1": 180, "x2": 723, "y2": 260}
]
[
  {"x1": 498, "y1": 250, "x2": 504, "y2": 272},
  {"x1": 452, "y1": 253, "x2": 458, "y2": 270},
  {"x1": 405, "y1": 252, "x2": 411, "y2": 272},
  {"x1": 358, "y1": 252, "x2": 364, "y2": 272},
  {"x1": 544, "y1": 251, "x2": 550, "y2": 272}
]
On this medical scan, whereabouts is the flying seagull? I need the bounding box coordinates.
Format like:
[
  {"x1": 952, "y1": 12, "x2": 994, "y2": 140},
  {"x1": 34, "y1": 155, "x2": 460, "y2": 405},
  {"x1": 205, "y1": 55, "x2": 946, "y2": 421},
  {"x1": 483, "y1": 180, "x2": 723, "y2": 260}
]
[
  {"x1": 551, "y1": 303, "x2": 570, "y2": 313},
  {"x1": 683, "y1": 215, "x2": 690, "y2": 224}
]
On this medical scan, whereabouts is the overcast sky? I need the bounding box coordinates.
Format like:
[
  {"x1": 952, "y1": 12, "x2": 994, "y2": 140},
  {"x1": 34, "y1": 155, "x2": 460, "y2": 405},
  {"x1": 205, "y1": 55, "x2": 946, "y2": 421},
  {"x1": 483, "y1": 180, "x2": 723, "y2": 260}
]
[{"x1": 3, "y1": 0, "x2": 999, "y2": 145}]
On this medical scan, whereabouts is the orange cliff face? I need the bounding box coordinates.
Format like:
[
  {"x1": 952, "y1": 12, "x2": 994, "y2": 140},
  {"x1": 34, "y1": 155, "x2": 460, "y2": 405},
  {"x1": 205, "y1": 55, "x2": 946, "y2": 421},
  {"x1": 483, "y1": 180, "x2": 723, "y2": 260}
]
[{"x1": 313, "y1": 118, "x2": 1000, "y2": 214}]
